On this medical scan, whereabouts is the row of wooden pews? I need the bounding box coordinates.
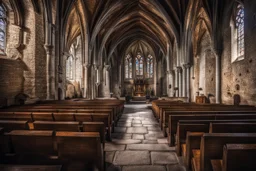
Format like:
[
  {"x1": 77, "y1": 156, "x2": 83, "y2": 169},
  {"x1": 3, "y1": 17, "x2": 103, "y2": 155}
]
[
  {"x1": 152, "y1": 100, "x2": 256, "y2": 171},
  {"x1": 0, "y1": 99, "x2": 124, "y2": 171}
]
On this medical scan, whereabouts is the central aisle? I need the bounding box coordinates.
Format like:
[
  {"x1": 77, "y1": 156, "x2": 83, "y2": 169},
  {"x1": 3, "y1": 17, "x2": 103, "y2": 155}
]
[{"x1": 105, "y1": 102, "x2": 186, "y2": 171}]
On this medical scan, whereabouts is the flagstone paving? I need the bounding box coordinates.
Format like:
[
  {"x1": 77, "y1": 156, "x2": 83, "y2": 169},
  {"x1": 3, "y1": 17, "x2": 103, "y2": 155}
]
[{"x1": 105, "y1": 102, "x2": 186, "y2": 171}]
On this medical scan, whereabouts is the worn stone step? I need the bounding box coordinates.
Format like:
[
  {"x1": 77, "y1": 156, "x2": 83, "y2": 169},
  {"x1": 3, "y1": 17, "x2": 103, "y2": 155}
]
[
  {"x1": 151, "y1": 152, "x2": 179, "y2": 165},
  {"x1": 126, "y1": 144, "x2": 175, "y2": 151},
  {"x1": 122, "y1": 166, "x2": 166, "y2": 171},
  {"x1": 113, "y1": 151, "x2": 150, "y2": 165},
  {"x1": 112, "y1": 139, "x2": 142, "y2": 145}
]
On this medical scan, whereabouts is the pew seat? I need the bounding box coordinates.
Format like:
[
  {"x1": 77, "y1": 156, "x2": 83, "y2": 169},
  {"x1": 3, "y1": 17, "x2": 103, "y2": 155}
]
[
  {"x1": 0, "y1": 164, "x2": 62, "y2": 171},
  {"x1": 211, "y1": 160, "x2": 222, "y2": 171},
  {"x1": 0, "y1": 120, "x2": 29, "y2": 132}
]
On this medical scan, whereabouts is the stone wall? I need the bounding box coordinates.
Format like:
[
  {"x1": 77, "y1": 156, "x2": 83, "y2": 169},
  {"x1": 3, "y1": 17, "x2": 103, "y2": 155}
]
[
  {"x1": 221, "y1": 1, "x2": 256, "y2": 105},
  {"x1": 0, "y1": 58, "x2": 25, "y2": 105}
]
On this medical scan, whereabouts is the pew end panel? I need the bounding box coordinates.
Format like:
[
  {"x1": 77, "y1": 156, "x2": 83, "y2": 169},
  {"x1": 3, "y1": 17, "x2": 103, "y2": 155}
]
[
  {"x1": 5, "y1": 130, "x2": 57, "y2": 165},
  {"x1": 185, "y1": 132, "x2": 204, "y2": 170},
  {"x1": 56, "y1": 132, "x2": 104, "y2": 171},
  {"x1": 200, "y1": 133, "x2": 256, "y2": 171},
  {"x1": 222, "y1": 144, "x2": 256, "y2": 171}
]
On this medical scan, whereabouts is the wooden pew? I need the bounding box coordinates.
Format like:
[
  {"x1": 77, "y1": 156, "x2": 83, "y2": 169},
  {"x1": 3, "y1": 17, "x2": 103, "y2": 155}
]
[
  {"x1": 195, "y1": 133, "x2": 256, "y2": 171},
  {"x1": 185, "y1": 132, "x2": 204, "y2": 170},
  {"x1": 0, "y1": 112, "x2": 32, "y2": 121},
  {"x1": 209, "y1": 122, "x2": 256, "y2": 133},
  {"x1": 219, "y1": 144, "x2": 256, "y2": 171},
  {"x1": 33, "y1": 121, "x2": 105, "y2": 146},
  {"x1": 76, "y1": 113, "x2": 112, "y2": 141},
  {"x1": 176, "y1": 123, "x2": 209, "y2": 156},
  {"x1": 163, "y1": 110, "x2": 256, "y2": 132},
  {"x1": 0, "y1": 165, "x2": 62, "y2": 171},
  {"x1": 0, "y1": 120, "x2": 29, "y2": 132},
  {"x1": 82, "y1": 122, "x2": 105, "y2": 146},
  {"x1": 33, "y1": 121, "x2": 80, "y2": 132},
  {"x1": 177, "y1": 121, "x2": 256, "y2": 156},
  {"x1": 3, "y1": 130, "x2": 104, "y2": 171},
  {"x1": 168, "y1": 114, "x2": 256, "y2": 146},
  {"x1": 32, "y1": 112, "x2": 54, "y2": 121},
  {"x1": 56, "y1": 131, "x2": 104, "y2": 171},
  {"x1": 183, "y1": 122, "x2": 256, "y2": 170},
  {"x1": 5, "y1": 130, "x2": 56, "y2": 164},
  {"x1": 0, "y1": 111, "x2": 112, "y2": 141},
  {"x1": 0, "y1": 127, "x2": 4, "y2": 162}
]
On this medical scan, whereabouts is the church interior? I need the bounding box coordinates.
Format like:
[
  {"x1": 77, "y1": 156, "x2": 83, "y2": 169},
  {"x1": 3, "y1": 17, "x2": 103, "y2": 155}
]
[{"x1": 0, "y1": 0, "x2": 256, "y2": 171}]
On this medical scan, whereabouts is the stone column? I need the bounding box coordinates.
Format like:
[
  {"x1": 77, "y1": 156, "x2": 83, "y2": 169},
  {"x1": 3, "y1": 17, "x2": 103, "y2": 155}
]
[
  {"x1": 175, "y1": 68, "x2": 179, "y2": 97},
  {"x1": 105, "y1": 65, "x2": 111, "y2": 97},
  {"x1": 94, "y1": 65, "x2": 100, "y2": 98},
  {"x1": 216, "y1": 55, "x2": 221, "y2": 103},
  {"x1": 62, "y1": 53, "x2": 70, "y2": 100},
  {"x1": 85, "y1": 64, "x2": 92, "y2": 99},
  {"x1": 185, "y1": 64, "x2": 191, "y2": 101},
  {"x1": 166, "y1": 70, "x2": 170, "y2": 97},
  {"x1": 82, "y1": 64, "x2": 87, "y2": 98},
  {"x1": 44, "y1": 45, "x2": 55, "y2": 100},
  {"x1": 182, "y1": 65, "x2": 187, "y2": 97},
  {"x1": 177, "y1": 67, "x2": 182, "y2": 97}
]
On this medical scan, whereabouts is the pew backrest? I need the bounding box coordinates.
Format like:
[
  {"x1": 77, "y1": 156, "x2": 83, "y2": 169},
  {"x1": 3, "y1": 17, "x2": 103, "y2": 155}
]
[
  {"x1": 0, "y1": 120, "x2": 29, "y2": 132},
  {"x1": 200, "y1": 133, "x2": 256, "y2": 171},
  {"x1": 33, "y1": 121, "x2": 80, "y2": 132},
  {"x1": 222, "y1": 144, "x2": 256, "y2": 171},
  {"x1": 6, "y1": 130, "x2": 55, "y2": 155}
]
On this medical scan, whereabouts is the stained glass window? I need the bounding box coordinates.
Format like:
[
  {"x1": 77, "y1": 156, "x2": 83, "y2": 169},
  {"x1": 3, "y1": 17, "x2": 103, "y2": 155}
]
[
  {"x1": 125, "y1": 54, "x2": 132, "y2": 79},
  {"x1": 236, "y1": 6, "x2": 244, "y2": 58},
  {"x1": 147, "y1": 55, "x2": 153, "y2": 78},
  {"x1": 136, "y1": 53, "x2": 143, "y2": 76},
  {"x1": 0, "y1": 5, "x2": 6, "y2": 54}
]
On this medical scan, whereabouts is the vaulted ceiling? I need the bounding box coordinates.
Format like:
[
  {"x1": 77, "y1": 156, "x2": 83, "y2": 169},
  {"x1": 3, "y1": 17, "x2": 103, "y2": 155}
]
[{"x1": 59, "y1": 0, "x2": 230, "y2": 63}]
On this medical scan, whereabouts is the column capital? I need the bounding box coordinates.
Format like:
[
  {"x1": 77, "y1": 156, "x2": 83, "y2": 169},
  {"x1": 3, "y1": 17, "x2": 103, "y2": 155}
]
[
  {"x1": 105, "y1": 65, "x2": 111, "y2": 71},
  {"x1": 183, "y1": 63, "x2": 191, "y2": 69},
  {"x1": 63, "y1": 52, "x2": 71, "y2": 60},
  {"x1": 85, "y1": 64, "x2": 92, "y2": 69},
  {"x1": 44, "y1": 44, "x2": 54, "y2": 55},
  {"x1": 176, "y1": 66, "x2": 182, "y2": 73},
  {"x1": 93, "y1": 64, "x2": 99, "y2": 70}
]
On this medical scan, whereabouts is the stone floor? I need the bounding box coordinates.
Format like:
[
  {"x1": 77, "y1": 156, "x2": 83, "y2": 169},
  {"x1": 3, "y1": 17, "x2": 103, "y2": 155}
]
[{"x1": 105, "y1": 102, "x2": 186, "y2": 171}]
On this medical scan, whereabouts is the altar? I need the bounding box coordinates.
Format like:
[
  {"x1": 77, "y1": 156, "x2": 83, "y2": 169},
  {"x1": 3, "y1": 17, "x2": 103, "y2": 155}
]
[{"x1": 134, "y1": 79, "x2": 146, "y2": 97}]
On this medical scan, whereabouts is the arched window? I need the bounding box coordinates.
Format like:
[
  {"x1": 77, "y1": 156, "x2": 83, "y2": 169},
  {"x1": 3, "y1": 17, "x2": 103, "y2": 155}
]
[
  {"x1": 125, "y1": 54, "x2": 132, "y2": 79},
  {"x1": 136, "y1": 53, "x2": 143, "y2": 76},
  {"x1": 66, "y1": 56, "x2": 73, "y2": 80},
  {"x1": 236, "y1": 6, "x2": 244, "y2": 58},
  {"x1": 147, "y1": 55, "x2": 153, "y2": 78},
  {"x1": 0, "y1": 5, "x2": 6, "y2": 54}
]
